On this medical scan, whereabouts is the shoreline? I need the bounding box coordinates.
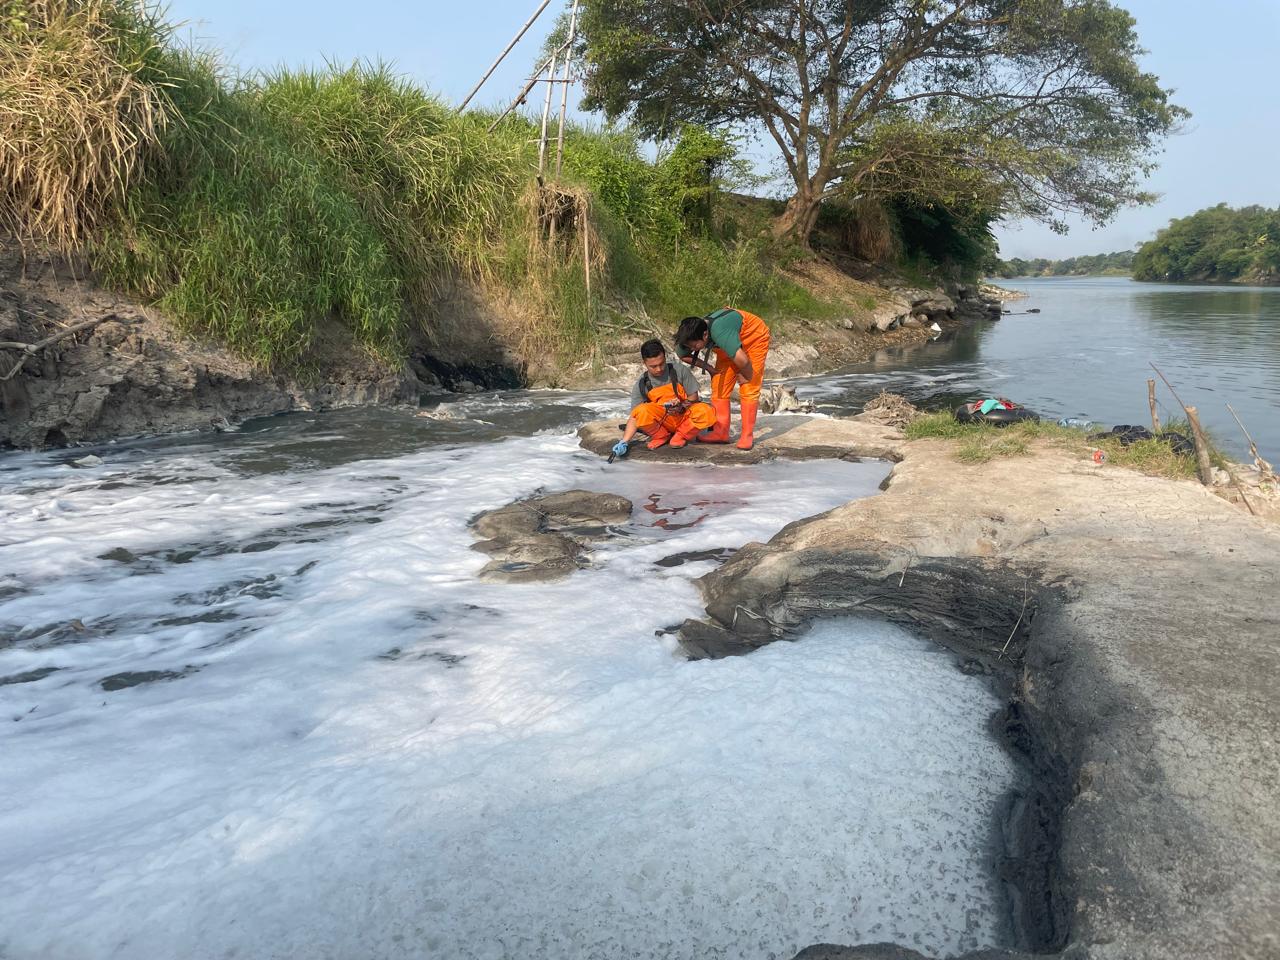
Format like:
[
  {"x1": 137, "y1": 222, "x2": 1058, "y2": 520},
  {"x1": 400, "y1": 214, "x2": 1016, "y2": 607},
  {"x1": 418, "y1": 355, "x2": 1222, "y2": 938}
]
[{"x1": 1, "y1": 242, "x2": 1005, "y2": 449}]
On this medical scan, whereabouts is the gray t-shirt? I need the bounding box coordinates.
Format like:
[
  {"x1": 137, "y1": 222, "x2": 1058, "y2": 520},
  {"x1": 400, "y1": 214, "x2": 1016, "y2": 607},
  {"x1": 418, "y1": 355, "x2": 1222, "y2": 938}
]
[{"x1": 629, "y1": 360, "x2": 702, "y2": 409}]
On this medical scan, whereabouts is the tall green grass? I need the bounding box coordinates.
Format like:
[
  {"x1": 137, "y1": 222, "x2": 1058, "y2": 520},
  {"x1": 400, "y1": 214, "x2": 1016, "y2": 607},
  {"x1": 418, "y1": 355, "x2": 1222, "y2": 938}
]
[
  {"x1": 94, "y1": 53, "x2": 406, "y2": 366},
  {"x1": 5, "y1": 4, "x2": 840, "y2": 372}
]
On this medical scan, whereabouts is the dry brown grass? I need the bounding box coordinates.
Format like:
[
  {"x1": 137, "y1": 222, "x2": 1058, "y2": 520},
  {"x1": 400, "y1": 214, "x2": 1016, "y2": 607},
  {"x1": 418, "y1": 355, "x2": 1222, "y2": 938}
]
[
  {"x1": 0, "y1": 0, "x2": 171, "y2": 252},
  {"x1": 844, "y1": 197, "x2": 898, "y2": 263}
]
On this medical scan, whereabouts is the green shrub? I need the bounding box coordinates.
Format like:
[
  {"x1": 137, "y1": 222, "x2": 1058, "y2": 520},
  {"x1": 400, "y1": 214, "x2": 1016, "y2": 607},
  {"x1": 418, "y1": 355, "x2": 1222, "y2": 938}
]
[{"x1": 94, "y1": 54, "x2": 404, "y2": 366}]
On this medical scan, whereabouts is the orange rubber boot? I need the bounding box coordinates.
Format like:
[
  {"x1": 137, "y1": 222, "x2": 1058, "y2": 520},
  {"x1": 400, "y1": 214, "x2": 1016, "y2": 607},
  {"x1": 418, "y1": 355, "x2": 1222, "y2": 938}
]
[
  {"x1": 668, "y1": 418, "x2": 702, "y2": 448},
  {"x1": 645, "y1": 424, "x2": 673, "y2": 450},
  {"x1": 736, "y1": 400, "x2": 759, "y2": 450},
  {"x1": 698, "y1": 399, "x2": 732, "y2": 443}
]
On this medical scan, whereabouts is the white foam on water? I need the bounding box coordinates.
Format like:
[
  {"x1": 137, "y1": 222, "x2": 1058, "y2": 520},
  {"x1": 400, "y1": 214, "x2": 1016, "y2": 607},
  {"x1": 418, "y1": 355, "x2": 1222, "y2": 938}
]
[{"x1": 0, "y1": 429, "x2": 1019, "y2": 960}]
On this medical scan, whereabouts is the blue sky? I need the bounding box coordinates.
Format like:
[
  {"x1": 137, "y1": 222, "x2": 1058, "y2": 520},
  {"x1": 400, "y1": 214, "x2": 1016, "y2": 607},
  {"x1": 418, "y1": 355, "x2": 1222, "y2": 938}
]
[{"x1": 165, "y1": 0, "x2": 1279, "y2": 259}]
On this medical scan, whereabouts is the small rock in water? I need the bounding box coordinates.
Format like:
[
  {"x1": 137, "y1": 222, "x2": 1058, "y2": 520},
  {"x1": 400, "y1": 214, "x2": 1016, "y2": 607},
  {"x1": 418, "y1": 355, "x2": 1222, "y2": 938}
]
[{"x1": 71, "y1": 454, "x2": 104, "y2": 468}]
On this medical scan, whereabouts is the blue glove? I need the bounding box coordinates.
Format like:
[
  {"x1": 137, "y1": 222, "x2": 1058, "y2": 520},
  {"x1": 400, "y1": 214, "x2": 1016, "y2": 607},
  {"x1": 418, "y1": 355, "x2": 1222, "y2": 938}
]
[{"x1": 612, "y1": 440, "x2": 629, "y2": 457}]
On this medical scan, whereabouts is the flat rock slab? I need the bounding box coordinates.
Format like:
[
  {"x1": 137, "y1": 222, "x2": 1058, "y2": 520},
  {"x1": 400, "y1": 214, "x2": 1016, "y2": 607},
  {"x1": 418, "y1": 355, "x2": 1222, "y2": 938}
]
[
  {"x1": 470, "y1": 488, "x2": 632, "y2": 583},
  {"x1": 679, "y1": 439, "x2": 1280, "y2": 959},
  {"x1": 577, "y1": 415, "x2": 905, "y2": 464}
]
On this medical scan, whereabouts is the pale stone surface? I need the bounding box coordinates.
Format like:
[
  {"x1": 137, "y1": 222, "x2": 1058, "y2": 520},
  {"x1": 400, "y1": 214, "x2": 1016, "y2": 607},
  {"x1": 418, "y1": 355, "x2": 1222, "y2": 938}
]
[
  {"x1": 577, "y1": 414, "x2": 907, "y2": 464},
  {"x1": 671, "y1": 436, "x2": 1280, "y2": 959}
]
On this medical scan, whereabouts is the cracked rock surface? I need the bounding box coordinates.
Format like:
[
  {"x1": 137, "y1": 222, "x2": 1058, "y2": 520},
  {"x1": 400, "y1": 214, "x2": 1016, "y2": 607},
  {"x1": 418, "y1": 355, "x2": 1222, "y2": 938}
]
[{"x1": 469, "y1": 489, "x2": 633, "y2": 582}]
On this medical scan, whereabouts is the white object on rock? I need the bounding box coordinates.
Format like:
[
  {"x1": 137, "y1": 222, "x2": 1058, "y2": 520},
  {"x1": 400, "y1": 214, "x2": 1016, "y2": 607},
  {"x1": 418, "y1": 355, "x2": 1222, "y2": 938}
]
[{"x1": 929, "y1": 322, "x2": 942, "y2": 333}]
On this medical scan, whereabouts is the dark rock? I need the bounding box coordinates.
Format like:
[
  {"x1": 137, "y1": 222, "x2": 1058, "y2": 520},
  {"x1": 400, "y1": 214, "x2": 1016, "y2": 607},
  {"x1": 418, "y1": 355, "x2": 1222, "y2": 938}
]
[
  {"x1": 99, "y1": 666, "x2": 198, "y2": 691},
  {"x1": 469, "y1": 489, "x2": 633, "y2": 583},
  {"x1": 654, "y1": 547, "x2": 736, "y2": 568},
  {"x1": 0, "y1": 666, "x2": 60, "y2": 686},
  {"x1": 676, "y1": 617, "x2": 776, "y2": 659}
]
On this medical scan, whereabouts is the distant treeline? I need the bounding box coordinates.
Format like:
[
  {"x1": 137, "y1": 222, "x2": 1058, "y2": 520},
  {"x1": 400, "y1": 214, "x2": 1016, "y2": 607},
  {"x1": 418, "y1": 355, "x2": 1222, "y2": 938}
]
[
  {"x1": 1132, "y1": 204, "x2": 1280, "y2": 285},
  {"x1": 986, "y1": 249, "x2": 1135, "y2": 278}
]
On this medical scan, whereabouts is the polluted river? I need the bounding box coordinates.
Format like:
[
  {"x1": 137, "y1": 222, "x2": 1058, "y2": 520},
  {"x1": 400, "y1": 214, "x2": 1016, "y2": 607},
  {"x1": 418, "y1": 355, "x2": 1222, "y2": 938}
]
[
  {"x1": 8, "y1": 268, "x2": 1280, "y2": 959},
  {"x1": 1, "y1": 386, "x2": 1023, "y2": 960}
]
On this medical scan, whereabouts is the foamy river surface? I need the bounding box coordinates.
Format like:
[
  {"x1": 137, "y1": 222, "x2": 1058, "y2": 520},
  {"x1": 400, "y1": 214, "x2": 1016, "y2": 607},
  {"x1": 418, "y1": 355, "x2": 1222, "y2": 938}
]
[{"x1": 1, "y1": 392, "x2": 1019, "y2": 960}]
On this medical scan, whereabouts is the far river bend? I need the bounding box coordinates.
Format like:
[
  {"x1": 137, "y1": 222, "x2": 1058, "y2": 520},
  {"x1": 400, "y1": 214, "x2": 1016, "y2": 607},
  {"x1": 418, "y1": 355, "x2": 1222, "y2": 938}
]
[{"x1": 806, "y1": 276, "x2": 1280, "y2": 461}]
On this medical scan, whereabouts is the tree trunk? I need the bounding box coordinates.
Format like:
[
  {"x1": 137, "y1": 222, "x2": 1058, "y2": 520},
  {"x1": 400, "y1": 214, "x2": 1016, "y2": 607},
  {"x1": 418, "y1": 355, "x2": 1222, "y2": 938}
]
[{"x1": 771, "y1": 181, "x2": 826, "y2": 246}]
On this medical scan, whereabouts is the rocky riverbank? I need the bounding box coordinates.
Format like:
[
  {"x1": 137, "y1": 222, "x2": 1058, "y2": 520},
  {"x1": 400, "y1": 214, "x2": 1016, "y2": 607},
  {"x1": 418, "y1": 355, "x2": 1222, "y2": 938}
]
[
  {"x1": 576, "y1": 419, "x2": 1280, "y2": 959},
  {"x1": 0, "y1": 241, "x2": 1007, "y2": 449}
]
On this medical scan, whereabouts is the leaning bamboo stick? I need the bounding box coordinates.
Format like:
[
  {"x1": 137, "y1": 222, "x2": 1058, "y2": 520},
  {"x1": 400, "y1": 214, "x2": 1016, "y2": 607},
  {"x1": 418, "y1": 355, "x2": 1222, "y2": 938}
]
[
  {"x1": 487, "y1": 35, "x2": 575, "y2": 133},
  {"x1": 457, "y1": 0, "x2": 554, "y2": 112},
  {"x1": 1226, "y1": 403, "x2": 1274, "y2": 479}
]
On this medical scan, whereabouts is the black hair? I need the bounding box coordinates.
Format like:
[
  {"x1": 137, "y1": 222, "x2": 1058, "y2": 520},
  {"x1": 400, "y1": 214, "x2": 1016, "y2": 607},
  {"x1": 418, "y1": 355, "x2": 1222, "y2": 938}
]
[
  {"x1": 640, "y1": 338, "x2": 666, "y2": 359},
  {"x1": 674, "y1": 316, "x2": 708, "y2": 349}
]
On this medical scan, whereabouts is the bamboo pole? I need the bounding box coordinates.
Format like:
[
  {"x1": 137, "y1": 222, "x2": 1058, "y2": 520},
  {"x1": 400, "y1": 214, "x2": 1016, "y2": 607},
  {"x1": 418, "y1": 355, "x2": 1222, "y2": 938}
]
[
  {"x1": 457, "y1": 0, "x2": 554, "y2": 112},
  {"x1": 537, "y1": 43, "x2": 561, "y2": 177},
  {"x1": 1185, "y1": 406, "x2": 1214, "y2": 486},
  {"x1": 1147, "y1": 378, "x2": 1160, "y2": 432},
  {"x1": 582, "y1": 198, "x2": 591, "y2": 303},
  {"x1": 553, "y1": 0, "x2": 581, "y2": 180},
  {"x1": 487, "y1": 37, "x2": 573, "y2": 133}
]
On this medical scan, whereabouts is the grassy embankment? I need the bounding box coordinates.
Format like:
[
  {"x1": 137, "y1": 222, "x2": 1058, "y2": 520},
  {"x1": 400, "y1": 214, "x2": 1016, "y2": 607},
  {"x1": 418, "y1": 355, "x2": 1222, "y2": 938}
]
[
  {"x1": 905, "y1": 411, "x2": 1227, "y2": 479},
  {"x1": 4, "y1": 1, "x2": 902, "y2": 379}
]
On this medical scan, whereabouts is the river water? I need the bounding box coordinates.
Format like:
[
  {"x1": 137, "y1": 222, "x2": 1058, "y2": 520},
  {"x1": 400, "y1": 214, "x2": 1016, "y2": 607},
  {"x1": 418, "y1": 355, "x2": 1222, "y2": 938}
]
[
  {"x1": 806, "y1": 277, "x2": 1280, "y2": 460},
  {"x1": 4, "y1": 276, "x2": 1274, "y2": 959},
  {"x1": 1, "y1": 396, "x2": 1019, "y2": 960}
]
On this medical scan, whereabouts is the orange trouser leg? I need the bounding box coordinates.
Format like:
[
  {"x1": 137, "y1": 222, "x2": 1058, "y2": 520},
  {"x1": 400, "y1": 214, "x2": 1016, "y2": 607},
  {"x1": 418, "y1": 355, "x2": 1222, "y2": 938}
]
[
  {"x1": 734, "y1": 338, "x2": 768, "y2": 449},
  {"x1": 632, "y1": 403, "x2": 674, "y2": 448},
  {"x1": 709, "y1": 349, "x2": 737, "y2": 401},
  {"x1": 700, "y1": 349, "x2": 736, "y2": 443},
  {"x1": 669, "y1": 402, "x2": 717, "y2": 447}
]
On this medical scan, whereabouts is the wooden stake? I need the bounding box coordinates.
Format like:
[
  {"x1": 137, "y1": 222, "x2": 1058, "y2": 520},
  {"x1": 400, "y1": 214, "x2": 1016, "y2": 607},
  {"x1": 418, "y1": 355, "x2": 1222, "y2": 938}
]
[
  {"x1": 1185, "y1": 406, "x2": 1214, "y2": 486},
  {"x1": 1147, "y1": 378, "x2": 1160, "y2": 432},
  {"x1": 582, "y1": 200, "x2": 592, "y2": 304}
]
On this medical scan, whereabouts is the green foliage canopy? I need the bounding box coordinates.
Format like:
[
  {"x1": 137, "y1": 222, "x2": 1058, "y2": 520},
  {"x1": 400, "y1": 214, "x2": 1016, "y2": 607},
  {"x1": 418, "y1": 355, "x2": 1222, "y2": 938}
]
[
  {"x1": 990, "y1": 249, "x2": 1136, "y2": 277},
  {"x1": 1132, "y1": 204, "x2": 1280, "y2": 284},
  {"x1": 577, "y1": 0, "x2": 1186, "y2": 242}
]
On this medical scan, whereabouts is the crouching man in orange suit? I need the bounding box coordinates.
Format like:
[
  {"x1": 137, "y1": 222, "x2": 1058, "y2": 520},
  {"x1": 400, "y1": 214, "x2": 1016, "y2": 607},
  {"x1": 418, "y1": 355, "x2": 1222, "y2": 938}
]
[{"x1": 611, "y1": 339, "x2": 717, "y2": 458}]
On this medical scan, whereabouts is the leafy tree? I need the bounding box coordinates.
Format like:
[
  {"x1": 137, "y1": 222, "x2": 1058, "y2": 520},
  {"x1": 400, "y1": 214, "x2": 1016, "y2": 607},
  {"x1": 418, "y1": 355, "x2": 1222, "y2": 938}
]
[
  {"x1": 989, "y1": 249, "x2": 1135, "y2": 276},
  {"x1": 576, "y1": 0, "x2": 1186, "y2": 245},
  {"x1": 1133, "y1": 204, "x2": 1280, "y2": 284}
]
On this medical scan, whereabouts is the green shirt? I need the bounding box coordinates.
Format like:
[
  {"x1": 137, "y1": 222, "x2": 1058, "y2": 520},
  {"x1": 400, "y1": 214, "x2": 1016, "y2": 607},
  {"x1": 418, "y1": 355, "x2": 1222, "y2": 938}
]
[{"x1": 678, "y1": 309, "x2": 743, "y2": 359}]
